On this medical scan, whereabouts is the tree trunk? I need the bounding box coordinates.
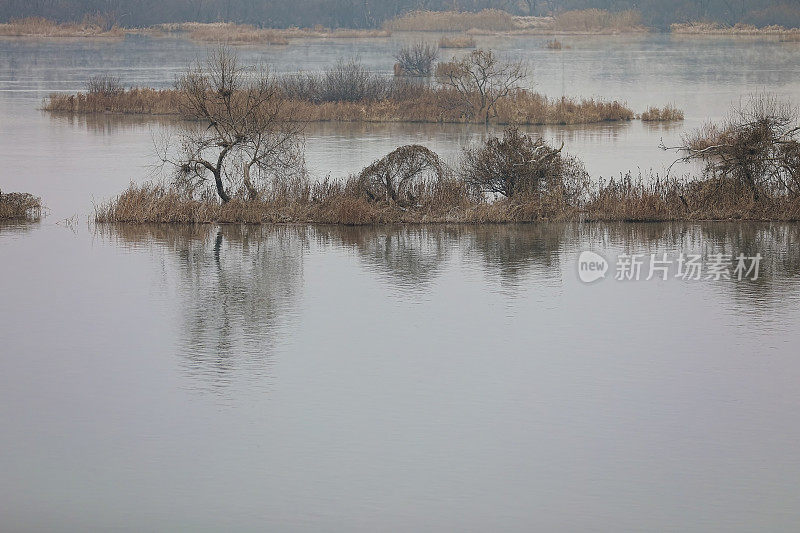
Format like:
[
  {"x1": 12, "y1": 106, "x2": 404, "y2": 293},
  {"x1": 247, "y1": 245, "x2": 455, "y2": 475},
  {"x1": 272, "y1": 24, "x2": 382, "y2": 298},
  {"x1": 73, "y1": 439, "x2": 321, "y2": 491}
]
[
  {"x1": 243, "y1": 162, "x2": 259, "y2": 200},
  {"x1": 213, "y1": 170, "x2": 231, "y2": 203}
]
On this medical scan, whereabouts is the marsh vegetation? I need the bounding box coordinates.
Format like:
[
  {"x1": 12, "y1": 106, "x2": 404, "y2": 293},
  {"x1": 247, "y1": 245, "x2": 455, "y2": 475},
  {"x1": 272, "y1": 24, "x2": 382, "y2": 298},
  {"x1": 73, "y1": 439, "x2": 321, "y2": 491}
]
[
  {"x1": 44, "y1": 47, "x2": 665, "y2": 126},
  {"x1": 0, "y1": 190, "x2": 42, "y2": 221}
]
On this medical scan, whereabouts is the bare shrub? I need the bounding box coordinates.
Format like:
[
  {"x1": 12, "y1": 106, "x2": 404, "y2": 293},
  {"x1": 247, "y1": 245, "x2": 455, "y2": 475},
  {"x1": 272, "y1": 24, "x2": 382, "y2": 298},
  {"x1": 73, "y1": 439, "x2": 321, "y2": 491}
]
[
  {"x1": 82, "y1": 11, "x2": 118, "y2": 32},
  {"x1": 357, "y1": 145, "x2": 448, "y2": 206},
  {"x1": 394, "y1": 42, "x2": 438, "y2": 76},
  {"x1": 461, "y1": 127, "x2": 588, "y2": 202},
  {"x1": 86, "y1": 74, "x2": 123, "y2": 95},
  {"x1": 664, "y1": 94, "x2": 800, "y2": 200},
  {"x1": 321, "y1": 59, "x2": 387, "y2": 102}
]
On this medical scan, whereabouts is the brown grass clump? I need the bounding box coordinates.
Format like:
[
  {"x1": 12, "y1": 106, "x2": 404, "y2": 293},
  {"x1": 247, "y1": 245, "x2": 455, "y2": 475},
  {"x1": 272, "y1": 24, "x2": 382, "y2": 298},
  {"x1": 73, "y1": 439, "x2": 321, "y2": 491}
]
[
  {"x1": 95, "y1": 172, "x2": 800, "y2": 226},
  {"x1": 438, "y1": 35, "x2": 476, "y2": 48},
  {"x1": 0, "y1": 16, "x2": 123, "y2": 38},
  {"x1": 154, "y1": 22, "x2": 390, "y2": 43},
  {"x1": 45, "y1": 85, "x2": 636, "y2": 125},
  {"x1": 44, "y1": 88, "x2": 185, "y2": 115},
  {"x1": 552, "y1": 9, "x2": 645, "y2": 33},
  {"x1": 0, "y1": 189, "x2": 42, "y2": 221},
  {"x1": 639, "y1": 105, "x2": 684, "y2": 122},
  {"x1": 180, "y1": 23, "x2": 289, "y2": 45},
  {"x1": 384, "y1": 10, "x2": 516, "y2": 32},
  {"x1": 544, "y1": 39, "x2": 563, "y2": 50},
  {"x1": 671, "y1": 22, "x2": 800, "y2": 36},
  {"x1": 93, "y1": 119, "x2": 800, "y2": 226},
  {"x1": 584, "y1": 173, "x2": 800, "y2": 222}
]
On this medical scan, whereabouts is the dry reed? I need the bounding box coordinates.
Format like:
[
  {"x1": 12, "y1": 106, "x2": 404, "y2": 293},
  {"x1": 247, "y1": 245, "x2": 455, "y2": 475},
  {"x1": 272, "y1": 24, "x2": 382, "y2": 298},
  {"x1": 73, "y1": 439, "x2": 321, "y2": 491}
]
[
  {"x1": 384, "y1": 10, "x2": 516, "y2": 32},
  {"x1": 671, "y1": 22, "x2": 800, "y2": 36},
  {"x1": 45, "y1": 85, "x2": 636, "y2": 125},
  {"x1": 638, "y1": 105, "x2": 684, "y2": 122},
  {"x1": 551, "y1": 9, "x2": 645, "y2": 33},
  {"x1": 95, "y1": 173, "x2": 800, "y2": 226},
  {"x1": 438, "y1": 35, "x2": 476, "y2": 48},
  {"x1": 0, "y1": 16, "x2": 123, "y2": 38},
  {"x1": 0, "y1": 190, "x2": 42, "y2": 221},
  {"x1": 154, "y1": 22, "x2": 390, "y2": 44}
]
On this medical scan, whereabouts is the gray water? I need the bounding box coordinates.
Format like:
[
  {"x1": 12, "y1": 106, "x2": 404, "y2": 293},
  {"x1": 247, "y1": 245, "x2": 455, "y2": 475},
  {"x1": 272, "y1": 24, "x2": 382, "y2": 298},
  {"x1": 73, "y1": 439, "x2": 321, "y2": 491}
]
[{"x1": 2, "y1": 34, "x2": 800, "y2": 531}]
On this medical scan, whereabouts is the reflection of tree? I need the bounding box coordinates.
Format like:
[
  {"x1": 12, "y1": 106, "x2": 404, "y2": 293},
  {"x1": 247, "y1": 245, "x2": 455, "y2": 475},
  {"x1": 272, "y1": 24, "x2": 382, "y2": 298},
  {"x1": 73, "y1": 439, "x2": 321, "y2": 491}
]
[
  {"x1": 104, "y1": 224, "x2": 306, "y2": 391},
  {"x1": 578, "y1": 221, "x2": 800, "y2": 309},
  {"x1": 699, "y1": 223, "x2": 800, "y2": 309},
  {"x1": 317, "y1": 225, "x2": 460, "y2": 290},
  {"x1": 466, "y1": 223, "x2": 567, "y2": 286}
]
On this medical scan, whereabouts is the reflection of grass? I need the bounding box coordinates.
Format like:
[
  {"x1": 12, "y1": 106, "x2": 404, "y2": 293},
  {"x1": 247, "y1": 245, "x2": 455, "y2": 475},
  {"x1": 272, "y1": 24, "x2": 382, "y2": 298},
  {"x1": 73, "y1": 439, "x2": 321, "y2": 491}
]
[{"x1": 0, "y1": 190, "x2": 42, "y2": 221}]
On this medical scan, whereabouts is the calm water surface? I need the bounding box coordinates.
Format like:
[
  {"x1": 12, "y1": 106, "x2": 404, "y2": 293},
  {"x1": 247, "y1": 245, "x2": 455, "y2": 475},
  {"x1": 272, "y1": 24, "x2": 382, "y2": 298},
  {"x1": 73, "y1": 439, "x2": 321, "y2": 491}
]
[{"x1": 2, "y1": 34, "x2": 800, "y2": 531}]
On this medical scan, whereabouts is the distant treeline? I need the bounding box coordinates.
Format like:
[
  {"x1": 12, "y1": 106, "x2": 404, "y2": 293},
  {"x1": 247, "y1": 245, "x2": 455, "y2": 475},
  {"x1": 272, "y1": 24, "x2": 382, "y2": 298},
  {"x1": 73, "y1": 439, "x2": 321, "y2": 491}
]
[{"x1": 3, "y1": 0, "x2": 800, "y2": 29}]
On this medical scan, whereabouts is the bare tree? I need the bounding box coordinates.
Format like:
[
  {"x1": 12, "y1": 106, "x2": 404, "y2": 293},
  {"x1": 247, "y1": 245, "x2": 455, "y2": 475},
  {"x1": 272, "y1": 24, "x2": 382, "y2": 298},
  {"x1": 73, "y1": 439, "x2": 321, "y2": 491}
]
[
  {"x1": 165, "y1": 46, "x2": 304, "y2": 203},
  {"x1": 394, "y1": 42, "x2": 439, "y2": 76},
  {"x1": 663, "y1": 94, "x2": 800, "y2": 200},
  {"x1": 436, "y1": 49, "x2": 527, "y2": 125}
]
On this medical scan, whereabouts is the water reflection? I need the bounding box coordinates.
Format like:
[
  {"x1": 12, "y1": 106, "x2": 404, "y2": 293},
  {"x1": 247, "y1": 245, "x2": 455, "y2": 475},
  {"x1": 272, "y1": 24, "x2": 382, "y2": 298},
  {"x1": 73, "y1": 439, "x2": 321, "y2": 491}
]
[
  {"x1": 466, "y1": 224, "x2": 568, "y2": 287},
  {"x1": 317, "y1": 225, "x2": 461, "y2": 291},
  {"x1": 105, "y1": 224, "x2": 307, "y2": 391},
  {"x1": 0, "y1": 220, "x2": 39, "y2": 236},
  {"x1": 100, "y1": 222, "x2": 800, "y2": 390},
  {"x1": 46, "y1": 111, "x2": 182, "y2": 135}
]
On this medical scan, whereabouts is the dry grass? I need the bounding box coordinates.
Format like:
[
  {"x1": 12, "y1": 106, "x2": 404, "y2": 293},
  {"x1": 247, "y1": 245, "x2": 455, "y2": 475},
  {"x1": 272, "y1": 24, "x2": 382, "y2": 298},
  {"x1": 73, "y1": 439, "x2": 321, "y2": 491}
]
[
  {"x1": 671, "y1": 22, "x2": 800, "y2": 35},
  {"x1": 95, "y1": 173, "x2": 800, "y2": 225},
  {"x1": 0, "y1": 16, "x2": 123, "y2": 38},
  {"x1": 584, "y1": 173, "x2": 800, "y2": 222},
  {"x1": 0, "y1": 190, "x2": 42, "y2": 221},
  {"x1": 384, "y1": 10, "x2": 516, "y2": 32},
  {"x1": 438, "y1": 35, "x2": 476, "y2": 48},
  {"x1": 45, "y1": 86, "x2": 636, "y2": 125},
  {"x1": 552, "y1": 9, "x2": 645, "y2": 33},
  {"x1": 44, "y1": 88, "x2": 186, "y2": 115},
  {"x1": 544, "y1": 39, "x2": 563, "y2": 50},
  {"x1": 154, "y1": 22, "x2": 390, "y2": 44},
  {"x1": 183, "y1": 23, "x2": 289, "y2": 45},
  {"x1": 638, "y1": 105, "x2": 684, "y2": 122}
]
